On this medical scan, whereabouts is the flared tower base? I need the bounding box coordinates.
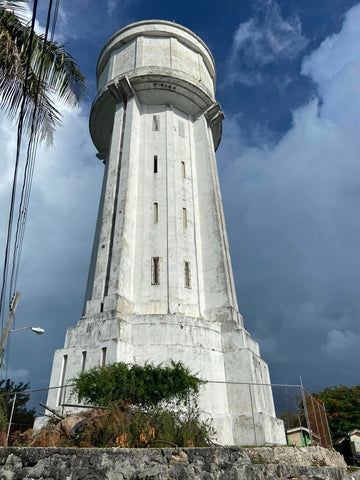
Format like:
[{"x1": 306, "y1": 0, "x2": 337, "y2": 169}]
[{"x1": 44, "y1": 311, "x2": 285, "y2": 446}]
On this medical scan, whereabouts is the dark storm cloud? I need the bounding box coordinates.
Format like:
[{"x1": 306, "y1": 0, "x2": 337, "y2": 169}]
[
  {"x1": 1, "y1": 0, "x2": 360, "y2": 396},
  {"x1": 217, "y1": 4, "x2": 360, "y2": 391},
  {"x1": 0, "y1": 106, "x2": 102, "y2": 385}
]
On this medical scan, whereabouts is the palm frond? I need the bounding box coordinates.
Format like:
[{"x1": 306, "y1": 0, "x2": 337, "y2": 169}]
[
  {"x1": 0, "y1": 28, "x2": 23, "y2": 80},
  {"x1": 0, "y1": 6, "x2": 87, "y2": 143},
  {"x1": 0, "y1": 0, "x2": 29, "y2": 23},
  {"x1": 0, "y1": 1, "x2": 28, "y2": 11},
  {"x1": 28, "y1": 33, "x2": 88, "y2": 107}
]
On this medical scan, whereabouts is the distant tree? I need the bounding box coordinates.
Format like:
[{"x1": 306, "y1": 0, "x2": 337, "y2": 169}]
[
  {"x1": 313, "y1": 385, "x2": 360, "y2": 438},
  {"x1": 0, "y1": 379, "x2": 35, "y2": 430}
]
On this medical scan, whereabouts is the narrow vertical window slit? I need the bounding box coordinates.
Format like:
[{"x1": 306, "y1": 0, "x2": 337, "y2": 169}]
[
  {"x1": 81, "y1": 351, "x2": 87, "y2": 373},
  {"x1": 154, "y1": 155, "x2": 158, "y2": 173},
  {"x1": 183, "y1": 208, "x2": 187, "y2": 228},
  {"x1": 152, "y1": 114, "x2": 160, "y2": 131},
  {"x1": 101, "y1": 347, "x2": 107, "y2": 367},
  {"x1": 151, "y1": 257, "x2": 160, "y2": 285},
  {"x1": 184, "y1": 261, "x2": 191, "y2": 288}
]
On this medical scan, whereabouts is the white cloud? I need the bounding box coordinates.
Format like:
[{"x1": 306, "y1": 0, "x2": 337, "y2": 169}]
[
  {"x1": 21, "y1": 3, "x2": 45, "y2": 35},
  {"x1": 107, "y1": 0, "x2": 116, "y2": 16},
  {"x1": 224, "y1": 69, "x2": 265, "y2": 88},
  {"x1": 218, "y1": 2, "x2": 360, "y2": 388},
  {"x1": 302, "y1": 4, "x2": 360, "y2": 131},
  {"x1": 323, "y1": 329, "x2": 359, "y2": 356},
  {"x1": 230, "y1": 0, "x2": 308, "y2": 68},
  {"x1": 301, "y1": 5, "x2": 360, "y2": 91}
]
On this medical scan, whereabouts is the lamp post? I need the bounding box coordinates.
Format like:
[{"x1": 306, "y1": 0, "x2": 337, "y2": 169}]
[
  {"x1": 10, "y1": 327, "x2": 45, "y2": 335},
  {"x1": 0, "y1": 292, "x2": 45, "y2": 355}
]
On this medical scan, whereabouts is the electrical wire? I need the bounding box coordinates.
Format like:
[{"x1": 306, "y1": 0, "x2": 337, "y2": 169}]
[
  {"x1": 9, "y1": 0, "x2": 61, "y2": 301},
  {"x1": 0, "y1": 0, "x2": 61, "y2": 360},
  {"x1": 9, "y1": 0, "x2": 56, "y2": 303},
  {"x1": 0, "y1": 0, "x2": 39, "y2": 328},
  {"x1": 50, "y1": 0, "x2": 60, "y2": 42}
]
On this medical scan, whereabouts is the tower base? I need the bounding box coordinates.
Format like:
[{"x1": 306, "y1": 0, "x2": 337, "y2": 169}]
[{"x1": 44, "y1": 312, "x2": 285, "y2": 446}]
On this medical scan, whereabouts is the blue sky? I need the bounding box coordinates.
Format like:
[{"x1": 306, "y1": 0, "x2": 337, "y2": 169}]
[{"x1": 1, "y1": 0, "x2": 360, "y2": 398}]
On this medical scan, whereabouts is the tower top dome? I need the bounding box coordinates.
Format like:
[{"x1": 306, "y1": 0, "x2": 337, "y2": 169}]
[
  {"x1": 90, "y1": 19, "x2": 222, "y2": 154},
  {"x1": 97, "y1": 20, "x2": 216, "y2": 87}
]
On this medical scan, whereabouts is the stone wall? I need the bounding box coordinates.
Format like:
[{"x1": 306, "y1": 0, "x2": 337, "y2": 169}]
[{"x1": 0, "y1": 446, "x2": 359, "y2": 480}]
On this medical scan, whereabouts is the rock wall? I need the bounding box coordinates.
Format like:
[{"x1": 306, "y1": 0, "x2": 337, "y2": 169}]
[{"x1": 0, "y1": 446, "x2": 359, "y2": 480}]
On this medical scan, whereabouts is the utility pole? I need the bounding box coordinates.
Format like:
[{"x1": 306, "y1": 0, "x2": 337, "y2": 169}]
[{"x1": 0, "y1": 292, "x2": 21, "y2": 355}]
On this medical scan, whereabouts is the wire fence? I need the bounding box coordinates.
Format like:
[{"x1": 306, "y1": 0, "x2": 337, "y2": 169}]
[
  {"x1": 303, "y1": 387, "x2": 332, "y2": 448},
  {"x1": 0, "y1": 381, "x2": 331, "y2": 448}
]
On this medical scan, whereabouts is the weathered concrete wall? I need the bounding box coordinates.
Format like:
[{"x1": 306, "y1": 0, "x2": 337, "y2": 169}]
[
  {"x1": 0, "y1": 446, "x2": 359, "y2": 480},
  {"x1": 44, "y1": 19, "x2": 286, "y2": 447}
]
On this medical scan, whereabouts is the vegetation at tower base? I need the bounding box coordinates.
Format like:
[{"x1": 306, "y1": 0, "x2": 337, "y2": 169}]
[
  {"x1": 73, "y1": 361, "x2": 204, "y2": 407},
  {"x1": 0, "y1": 362, "x2": 211, "y2": 447},
  {"x1": 0, "y1": 0, "x2": 86, "y2": 143},
  {"x1": 66, "y1": 361, "x2": 213, "y2": 448},
  {"x1": 0, "y1": 379, "x2": 35, "y2": 432},
  {"x1": 313, "y1": 384, "x2": 360, "y2": 438}
]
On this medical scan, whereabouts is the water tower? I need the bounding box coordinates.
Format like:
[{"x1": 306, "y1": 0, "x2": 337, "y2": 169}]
[{"x1": 45, "y1": 20, "x2": 285, "y2": 445}]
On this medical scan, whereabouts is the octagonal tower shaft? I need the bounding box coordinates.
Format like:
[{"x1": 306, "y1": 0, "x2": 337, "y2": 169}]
[
  {"x1": 84, "y1": 21, "x2": 238, "y2": 323},
  {"x1": 44, "y1": 21, "x2": 286, "y2": 446}
]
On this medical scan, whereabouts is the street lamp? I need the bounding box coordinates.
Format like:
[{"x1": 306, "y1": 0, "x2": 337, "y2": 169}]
[
  {"x1": 0, "y1": 292, "x2": 45, "y2": 355},
  {"x1": 9, "y1": 327, "x2": 45, "y2": 335}
]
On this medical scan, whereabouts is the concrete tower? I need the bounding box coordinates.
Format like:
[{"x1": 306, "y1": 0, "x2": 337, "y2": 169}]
[{"x1": 45, "y1": 20, "x2": 285, "y2": 445}]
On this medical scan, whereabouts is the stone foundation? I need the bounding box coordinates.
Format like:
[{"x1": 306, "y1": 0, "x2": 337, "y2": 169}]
[{"x1": 0, "y1": 446, "x2": 359, "y2": 480}]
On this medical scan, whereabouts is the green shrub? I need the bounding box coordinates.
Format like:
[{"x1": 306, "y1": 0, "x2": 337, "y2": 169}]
[
  {"x1": 71, "y1": 360, "x2": 213, "y2": 447},
  {"x1": 72, "y1": 360, "x2": 204, "y2": 408}
]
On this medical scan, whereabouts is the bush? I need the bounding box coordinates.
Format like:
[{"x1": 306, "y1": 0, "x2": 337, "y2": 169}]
[
  {"x1": 69, "y1": 360, "x2": 213, "y2": 447},
  {"x1": 73, "y1": 360, "x2": 204, "y2": 408},
  {"x1": 69, "y1": 402, "x2": 213, "y2": 448}
]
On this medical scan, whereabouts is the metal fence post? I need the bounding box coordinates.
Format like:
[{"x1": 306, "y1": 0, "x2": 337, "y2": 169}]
[
  {"x1": 322, "y1": 403, "x2": 332, "y2": 448},
  {"x1": 6, "y1": 393, "x2": 17, "y2": 444},
  {"x1": 318, "y1": 399, "x2": 326, "y2": 446},
  {"x1": 299, "y1": 376, "x2": 313, "y2": 445},
  {"x1": 311, "y1": 395, "x2": 320, "y2": 444},
  {"x1": 249, "y1": 383, "x2": 257, "y2": 446},
  {"x1": 61, "y1": 385, "x2": 66, "y2": 416}
]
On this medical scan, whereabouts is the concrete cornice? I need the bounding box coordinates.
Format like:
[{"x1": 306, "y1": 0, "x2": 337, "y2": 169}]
[
  {"x1": 97, "y1": 20, "x2": 216, "y2": 87},
  {"x1": 89, "y1": 73, "x2": 223, "y2": 154}
]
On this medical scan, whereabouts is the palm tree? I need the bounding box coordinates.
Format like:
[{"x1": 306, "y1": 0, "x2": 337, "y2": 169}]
[{"x1": 0, "y1": 0, "x2": 86, "y2": 143}]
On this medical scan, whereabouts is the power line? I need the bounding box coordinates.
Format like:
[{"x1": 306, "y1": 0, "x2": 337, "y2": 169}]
[
  {"x1": 0, "y1": 0, "x2": 61, "y2": 358},
  {"x1": 0, "y1": 0, "x2": 40, "y2": 328},
  {"x1": 50, "y1": 0, "x2": 60, "y2": 42},
  {"x1": 9, "y1": 0, "x2": 58, "y2": 302}
]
